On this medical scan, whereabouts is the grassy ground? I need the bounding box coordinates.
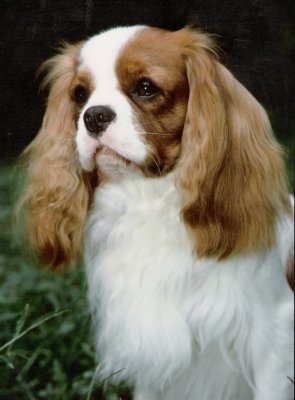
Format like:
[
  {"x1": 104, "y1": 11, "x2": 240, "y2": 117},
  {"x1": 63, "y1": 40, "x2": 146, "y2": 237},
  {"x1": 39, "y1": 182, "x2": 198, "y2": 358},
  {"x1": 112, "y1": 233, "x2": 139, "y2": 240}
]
[
  {"x1": 0, "y1": 137, "x2": 293, "y2": 399},
  {"x1": 0, "y1": 163, "x2": 131, "y2": 399}
]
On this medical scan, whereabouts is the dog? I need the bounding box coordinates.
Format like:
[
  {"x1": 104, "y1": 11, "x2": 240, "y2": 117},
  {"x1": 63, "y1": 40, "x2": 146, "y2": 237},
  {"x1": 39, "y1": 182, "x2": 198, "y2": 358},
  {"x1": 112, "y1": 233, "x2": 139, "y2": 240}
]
[{"x1": 19, "y1": 25, "x2": 294, "y2": 399}]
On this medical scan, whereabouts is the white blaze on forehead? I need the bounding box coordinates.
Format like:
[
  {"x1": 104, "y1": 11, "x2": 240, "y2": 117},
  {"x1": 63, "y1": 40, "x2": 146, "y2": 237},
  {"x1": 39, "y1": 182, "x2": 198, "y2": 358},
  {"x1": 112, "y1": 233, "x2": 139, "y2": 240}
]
[{"x1": 79, "y1": 25, "x2": 145, "y2": 87}]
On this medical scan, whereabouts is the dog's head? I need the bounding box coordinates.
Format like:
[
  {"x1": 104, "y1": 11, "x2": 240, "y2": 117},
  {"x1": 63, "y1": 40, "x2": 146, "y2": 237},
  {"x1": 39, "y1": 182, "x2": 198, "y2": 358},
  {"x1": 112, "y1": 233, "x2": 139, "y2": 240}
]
[
  {"x1": 19, "y1": 25, "x2": 291, "y2": 269},
  {"x1": 75, "y1": 26, "x2": 189, "y2": 177}
]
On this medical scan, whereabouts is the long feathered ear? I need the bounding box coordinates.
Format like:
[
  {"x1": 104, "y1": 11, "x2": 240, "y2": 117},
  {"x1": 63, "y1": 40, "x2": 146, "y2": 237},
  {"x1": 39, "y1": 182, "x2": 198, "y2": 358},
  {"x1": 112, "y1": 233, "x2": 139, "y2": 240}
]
[
  {"x1": 18, "y1": 44, "x2": 95, "y2": 270},
  {"x1": 177, "y1": 29, "x2": 291, "y2": 259}
]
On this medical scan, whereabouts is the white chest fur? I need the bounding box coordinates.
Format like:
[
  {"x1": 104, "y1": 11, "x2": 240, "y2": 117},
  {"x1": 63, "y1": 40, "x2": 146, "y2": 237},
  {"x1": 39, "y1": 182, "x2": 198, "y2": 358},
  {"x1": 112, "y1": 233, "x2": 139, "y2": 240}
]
[
  {"x1": 84, "y1": 173, "x2": 293, "y2": 400},
  {"x1": 85, "y1": 174, "x2": 194, "y2": 380}
]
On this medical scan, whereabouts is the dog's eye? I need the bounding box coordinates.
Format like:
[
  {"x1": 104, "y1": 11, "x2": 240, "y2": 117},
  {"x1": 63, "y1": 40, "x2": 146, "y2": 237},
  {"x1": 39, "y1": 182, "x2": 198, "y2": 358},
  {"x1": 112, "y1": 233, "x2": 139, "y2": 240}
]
[
  {"x1": 132, "y1": 78, "x2": 162, "y2": 100},
  {"x1": 73, "y1": 85, "x2": 89, "y2": 105}
]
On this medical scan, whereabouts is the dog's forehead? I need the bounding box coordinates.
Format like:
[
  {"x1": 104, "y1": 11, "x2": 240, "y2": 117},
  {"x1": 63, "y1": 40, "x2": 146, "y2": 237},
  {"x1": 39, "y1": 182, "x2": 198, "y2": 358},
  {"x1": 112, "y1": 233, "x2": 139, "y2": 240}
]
[
  {"x1": 78, "y1": 25, "x2": 185, "y2": 89},
  {"x1": 78, "y1": 26, "x2": 146, "y2": 82}
]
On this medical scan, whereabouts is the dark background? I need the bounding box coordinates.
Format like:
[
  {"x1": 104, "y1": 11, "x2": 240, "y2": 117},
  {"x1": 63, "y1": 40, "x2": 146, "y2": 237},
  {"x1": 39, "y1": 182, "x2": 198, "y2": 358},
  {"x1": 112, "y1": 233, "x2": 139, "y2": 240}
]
[{"x1": 0, "y1": 0, "x2": 294, "y2": 160}]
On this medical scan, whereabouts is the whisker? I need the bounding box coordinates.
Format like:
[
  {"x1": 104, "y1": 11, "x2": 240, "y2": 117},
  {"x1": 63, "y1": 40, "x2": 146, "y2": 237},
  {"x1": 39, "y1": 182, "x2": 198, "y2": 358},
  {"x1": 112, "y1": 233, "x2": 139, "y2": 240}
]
[
  {"x1": 142, "y1": 160, "x2": 150, "y2": 176},
  {"x1": 132, "y1": 123, "x2": 174, "y2": 137},
  {"x1": 145, "y1": 143, "x2": 163, "y2": 176},
  {"x1": 137, "y1": 130, "x2": 175, "y2": 137},
  {"x1": 61, "y1": 138, "x2": 77, "y2": 143}
]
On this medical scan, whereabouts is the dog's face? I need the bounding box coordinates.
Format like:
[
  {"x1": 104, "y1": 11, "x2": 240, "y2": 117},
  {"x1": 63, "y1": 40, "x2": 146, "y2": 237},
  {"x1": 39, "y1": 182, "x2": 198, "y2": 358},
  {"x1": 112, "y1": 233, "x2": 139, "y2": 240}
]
[{"x1": 74, "y1": 26, "x2": 189, "y2": 176}]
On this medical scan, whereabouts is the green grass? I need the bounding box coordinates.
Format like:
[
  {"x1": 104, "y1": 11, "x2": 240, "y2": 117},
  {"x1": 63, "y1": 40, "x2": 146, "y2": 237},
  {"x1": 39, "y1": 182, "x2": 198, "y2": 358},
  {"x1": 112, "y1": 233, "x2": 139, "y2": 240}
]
[
  {"x1": 0, "y1": 163, "x2": 131, "y2": 399},
  {"x1": 0, "y1": 138, "x2": 293, "y2": 399}
]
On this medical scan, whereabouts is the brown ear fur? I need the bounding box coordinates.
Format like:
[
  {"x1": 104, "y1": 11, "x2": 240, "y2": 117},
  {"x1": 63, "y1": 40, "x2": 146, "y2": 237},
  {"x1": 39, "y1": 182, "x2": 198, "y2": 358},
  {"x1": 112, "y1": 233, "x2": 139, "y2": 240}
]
[
  {"x1": 18, "y1": 44, "x2": 95, "y2": 270},
  {"x1": 177, "y1": 29, "x2": 291, "y2": 259}
]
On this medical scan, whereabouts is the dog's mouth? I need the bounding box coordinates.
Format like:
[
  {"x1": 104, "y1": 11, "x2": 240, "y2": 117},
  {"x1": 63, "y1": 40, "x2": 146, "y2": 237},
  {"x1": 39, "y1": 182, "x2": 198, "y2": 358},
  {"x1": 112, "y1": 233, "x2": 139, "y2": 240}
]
[{"x1": 95, "y1": 145, "x2": 131, "y2": 166}]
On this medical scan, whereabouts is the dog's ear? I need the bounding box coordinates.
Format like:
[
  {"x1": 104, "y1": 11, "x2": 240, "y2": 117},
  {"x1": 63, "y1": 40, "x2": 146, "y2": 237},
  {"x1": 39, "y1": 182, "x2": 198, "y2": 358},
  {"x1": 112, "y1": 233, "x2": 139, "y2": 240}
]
[
  {"x1": 18, "y1": 44, "x2": 96, "y2": 270},
  {"x1": 176, "y1": 28, "x2": 291, "y2": 259}
]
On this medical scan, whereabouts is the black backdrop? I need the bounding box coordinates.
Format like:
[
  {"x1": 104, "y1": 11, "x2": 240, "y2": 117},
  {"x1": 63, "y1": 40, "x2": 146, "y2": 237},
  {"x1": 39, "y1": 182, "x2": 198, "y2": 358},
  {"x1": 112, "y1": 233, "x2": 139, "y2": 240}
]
[{"x1": 0, "y1": 0, "x2": 294, "y2": 159}]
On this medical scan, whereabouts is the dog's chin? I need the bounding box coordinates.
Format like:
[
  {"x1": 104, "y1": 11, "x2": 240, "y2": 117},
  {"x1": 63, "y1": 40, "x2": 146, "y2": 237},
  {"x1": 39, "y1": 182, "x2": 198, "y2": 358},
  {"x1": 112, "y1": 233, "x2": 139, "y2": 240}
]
[
  {"x1": 95, "y1": 145, "x2": 142, "y2": 178},
  {"x1": 95, "y1": 145, "x2": 129, "y2": 166}
]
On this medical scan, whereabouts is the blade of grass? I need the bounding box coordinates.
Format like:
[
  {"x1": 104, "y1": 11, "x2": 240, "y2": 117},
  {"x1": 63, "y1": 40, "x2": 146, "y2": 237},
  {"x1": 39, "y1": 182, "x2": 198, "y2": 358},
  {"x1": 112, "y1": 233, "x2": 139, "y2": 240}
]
[
  {"x1": 86, "y1": 363, "x2": 101, "y2": 400},
  {"x1": 0, "y1": 309, "x2": 68, "y2": 353},
  {"x1": 7, "y1": 303, "x2": 30, "y2": 354}
]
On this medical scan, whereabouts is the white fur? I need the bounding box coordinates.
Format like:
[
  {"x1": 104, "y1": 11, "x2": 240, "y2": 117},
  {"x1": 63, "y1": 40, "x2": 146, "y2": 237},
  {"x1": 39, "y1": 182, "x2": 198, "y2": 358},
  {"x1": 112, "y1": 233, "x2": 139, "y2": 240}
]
[
  {"x1": 75, "y1": 26, "x2": 294, "y2": 400},
  {"x1": 76, "y1": 26, "x2": 147, "y2": 171},
  {"x1": 77, "y1": 26, "x2": 293, "y2": 400},
  {"x1": 85, "y1": 168, "x2": 294, "y2": 400}
]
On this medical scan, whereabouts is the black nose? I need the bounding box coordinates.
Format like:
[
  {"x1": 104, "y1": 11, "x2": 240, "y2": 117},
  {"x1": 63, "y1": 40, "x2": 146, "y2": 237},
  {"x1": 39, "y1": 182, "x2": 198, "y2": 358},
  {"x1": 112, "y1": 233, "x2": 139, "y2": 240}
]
[{"x1": 83, "y1": 106, "x2": 116, "y2": 137}]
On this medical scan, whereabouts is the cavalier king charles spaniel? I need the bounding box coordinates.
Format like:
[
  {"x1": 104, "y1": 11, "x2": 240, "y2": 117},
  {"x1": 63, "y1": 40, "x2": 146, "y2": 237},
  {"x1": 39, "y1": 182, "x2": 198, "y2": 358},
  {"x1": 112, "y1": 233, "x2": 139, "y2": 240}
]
[{"x1": 19, "y1": 26, "x2": 294, "y2": 399}]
